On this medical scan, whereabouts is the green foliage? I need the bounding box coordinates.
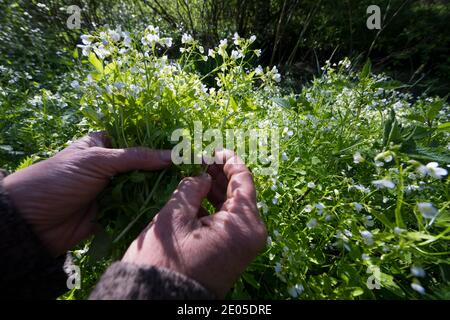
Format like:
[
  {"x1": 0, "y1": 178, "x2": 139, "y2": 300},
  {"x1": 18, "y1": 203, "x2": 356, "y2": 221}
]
[
  {"x1": 62, "y1": 28, "x2": 449, "y2": 300},
  {"x1": 1, "y1": 0, "x2": 449, "y2": 301}
]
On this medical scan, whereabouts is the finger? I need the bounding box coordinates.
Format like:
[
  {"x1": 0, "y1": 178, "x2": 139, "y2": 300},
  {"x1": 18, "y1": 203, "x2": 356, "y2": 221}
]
[
  {"x1": 215, "y1": 150, "x2": 257, "y2": 215},
  {"x1": 206, "y1": 164, "x2": 228, "y2": 210},
  {"x1": 159, "y1": 173, "x2": 212, "y2": 222},
  {"x1": 54, "y1": 132, "x2": 111, "y2": 160},
  {"x1": 88, "y1": 147, "x2": 173, "y2": 175}
]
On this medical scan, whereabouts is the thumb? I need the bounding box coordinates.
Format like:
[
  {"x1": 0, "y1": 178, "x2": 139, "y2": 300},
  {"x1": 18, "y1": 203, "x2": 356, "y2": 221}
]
[
  {"x1": 159, "y1": 173, "x2": 212, "y2": 223},
  {"x1": 87, "y1": 147, "x2": 173, "y2": 175}
]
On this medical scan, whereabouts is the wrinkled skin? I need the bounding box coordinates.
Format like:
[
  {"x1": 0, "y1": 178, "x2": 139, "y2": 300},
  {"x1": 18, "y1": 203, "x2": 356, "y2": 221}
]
[
  {"x1": 122, "y1": 150, "x2": 267, "y2": 298},
  {"x1": 4, "y1": 132, "x2": 172, "y2": 256},
  {"x1": 4, "y1": 134, "x2": 267, "y2": 298}
]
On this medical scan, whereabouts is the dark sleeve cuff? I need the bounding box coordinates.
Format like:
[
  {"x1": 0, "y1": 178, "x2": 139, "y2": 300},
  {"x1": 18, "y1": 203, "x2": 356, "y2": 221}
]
[
  {"x1": 89, "y1": 262, "x2": 215, "y2": 300},
  {"x1": 0, "y1": 175, "x2": 69, "y2": 299}
]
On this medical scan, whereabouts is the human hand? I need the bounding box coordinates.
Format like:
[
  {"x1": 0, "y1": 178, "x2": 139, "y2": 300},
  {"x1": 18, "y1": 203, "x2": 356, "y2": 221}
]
[
  {"x1": 122, "y1": 150, "x2": 267, "y2": 298},
  {"x1": 3, "y1": 132, "x2": 172, "y2": 256}
]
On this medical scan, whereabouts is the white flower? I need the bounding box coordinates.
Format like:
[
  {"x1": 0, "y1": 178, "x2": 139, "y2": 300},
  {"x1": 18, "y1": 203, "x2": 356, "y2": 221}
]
[
  {"x1": 249, "y1": 35, "x2": 257, "y2": 43},
  {"x1": 208, "y1": 49, "x2": 216, "y2": 58},
  {"x1": 281, "y1": 152, "x2": 288, "y2": 161},
  {"x1": 108, "y1": 28, "x2": 121, "y2": 42},
  {"x1": 372, "y1": 179, "x2": 395, "y2": 189},
  {"x1": 37, "y1": 3, "x2": 48, "y2": 10},
  {"x1": 230, "y1": 50, "x2": 243, "y2": 60},
  {"x1": 375, "y1": 160, "x2": 384, "y2": 167},
  {"x1": 272, "y1": 193, "x2": 280, "y2": 205},
  {"x1": 394, "y1": 227, "x2": 405, "y2": 234},
  {"x1": 274, "y1": 74, "x2": 281, "y2": 82},
  {"x1": 254, "y1": 49, "x2": 262, "y2": 57},
  {"x1": 113, "y1": 82, "x2": 125, "y2": 90},
  {"x1": 288, "y1": 284, "x2": 304, "y2": 298},
  {"x1": 80, "y1": 34, "x2": 93, "y2": 45},
  {"x1": 375, "y1": 151, "x2": 394, "y2": 163},
  {"x1": 307, "y1": 181, "x2": 316, "y2": 189},
  {"x1": 122, "y1": 31, "x2": 132, "y2": 47},
  {"x1": 275, "y1": 262, "x2": 282, "y2": 273},
  {"x1": 360, "y1": 230, "x2": 374, "y2": 245},
  {"x1": 306, "y1": 218, "x2": 317, "y2": 229},
  {"x1": 353, "y1": 184, "x2": 371, "y2": 193},
  {"x1": 161, "y1": 37, "x2": 173, "y2": 48},
  {"x1": 315, "y1": 202, "x2": 325, "y2": 213},
  {"x1": 411, "y1": 283, "x2": 425, "y2": 295},
  {"x1": 417, "y1": 202, "x2": 438, "y2": 219},
  {"x1": 255, "y1": 65, "x2": 264, "y2": 76},
  {"x1": 353, "y1": 152, "x2": 364, "y2": 164},
  {"x1": 70, "y1": 80, "x2": 80, "y2": 90},
  {"x1": 257, "y1": 201, "x2": 269, "y2": 215},
  {"x1": 364, "y1": 215, "x2": 374, "y2": 227},
  {"x1": 142, "y1": 33, "x2": 159, "y2": 46},
  {"x1": 219, "y1": 38, "x2": 228, "y2": 48},
  {"x1": 29, "y1": 95, "x2": 43, "y2": 106},
  {"x1": 218, "y1": 39, "x2": 228, "y2": 56},
  {"x1": 77, "y1": 44, "x2": 91, "y2": 56},
  {"x1": 233, "y1": 32, "x2": 240, "y2": 45},
  {"x1": 361, "y1": 254, "x2": 370, "y2": 261},
  {"x1": 93, "y1": 45, "x2": 110, "y2": 60},
  {"x1": 270, "y1": 66, "x2": 282, "y2": 82},
  {"x1": 304, "y1": 205, "x2": 313, "y2": 213},
  {"x1": 353, "y1": 202, "x2": 363, "y2": 212},
  {"x1": 129, "y1": 84, "x2": 141, "y2": 95},
  {"x1": 417, "y1": 162, "x2": 448, "y2": 179},
  {"x1": 266, "y1": 236, "x2": 273, "y2": 246},
  {"x1": 411, "y1": 266, "x2": 426, "y2": 278}
]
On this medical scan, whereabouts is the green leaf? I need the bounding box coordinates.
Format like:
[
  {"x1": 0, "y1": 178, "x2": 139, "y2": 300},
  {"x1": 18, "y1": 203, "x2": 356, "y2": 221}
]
[
  {"x1": 408, "y1": 146, "x2": 450, "y2": 163},
  {"x1": 406, "y1": 114, "x2": 425, "y2": 123},
  {"x1": 242, "y1": 272, "x2": 260, "y2": 289},
  {"x1": 360, "y1": 59, "x2": 372, "y2": 79},
  {"x1": 406, "y1": 232, "x2": 437, "y2": 241},
  {"x1": 426, "y1": 99, "x2": 444, "y2": 122},
  {"x1": 73, "y1": 48, "x2": 79, "y2": 60},
  {"x1": 242, "y1": 97, "x2": 257, "y2": 111},
  {"x1": 272, "y1": 98, "x2": 291, "y2": 108},
  {"x1": 104, "y1": 61, "x2": 117, "y2": 75},
  {"x1": 380, "y1": 273, "x2": 405, "y2": 298},
  {"x1": 81, "y1": 106, "x2": 101, "y2": 125},
  {"x1": 437, "y1": 122, "x2": 450, "y2": 132},
  {"x1": 229, "y1": 96, "x2": 238, "y2": 112},
  {"x1": 352, "y1": 288, "x2": 364, "y2": 297},
  {"x1": 88, "y1": 52, "x2": 103, "y2": 74}
]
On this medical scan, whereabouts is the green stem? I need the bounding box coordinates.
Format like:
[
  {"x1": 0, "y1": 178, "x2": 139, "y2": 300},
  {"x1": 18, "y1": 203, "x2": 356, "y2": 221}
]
[{"x1": 113, "y1": 169, "x2": 167, "y2": 244}]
